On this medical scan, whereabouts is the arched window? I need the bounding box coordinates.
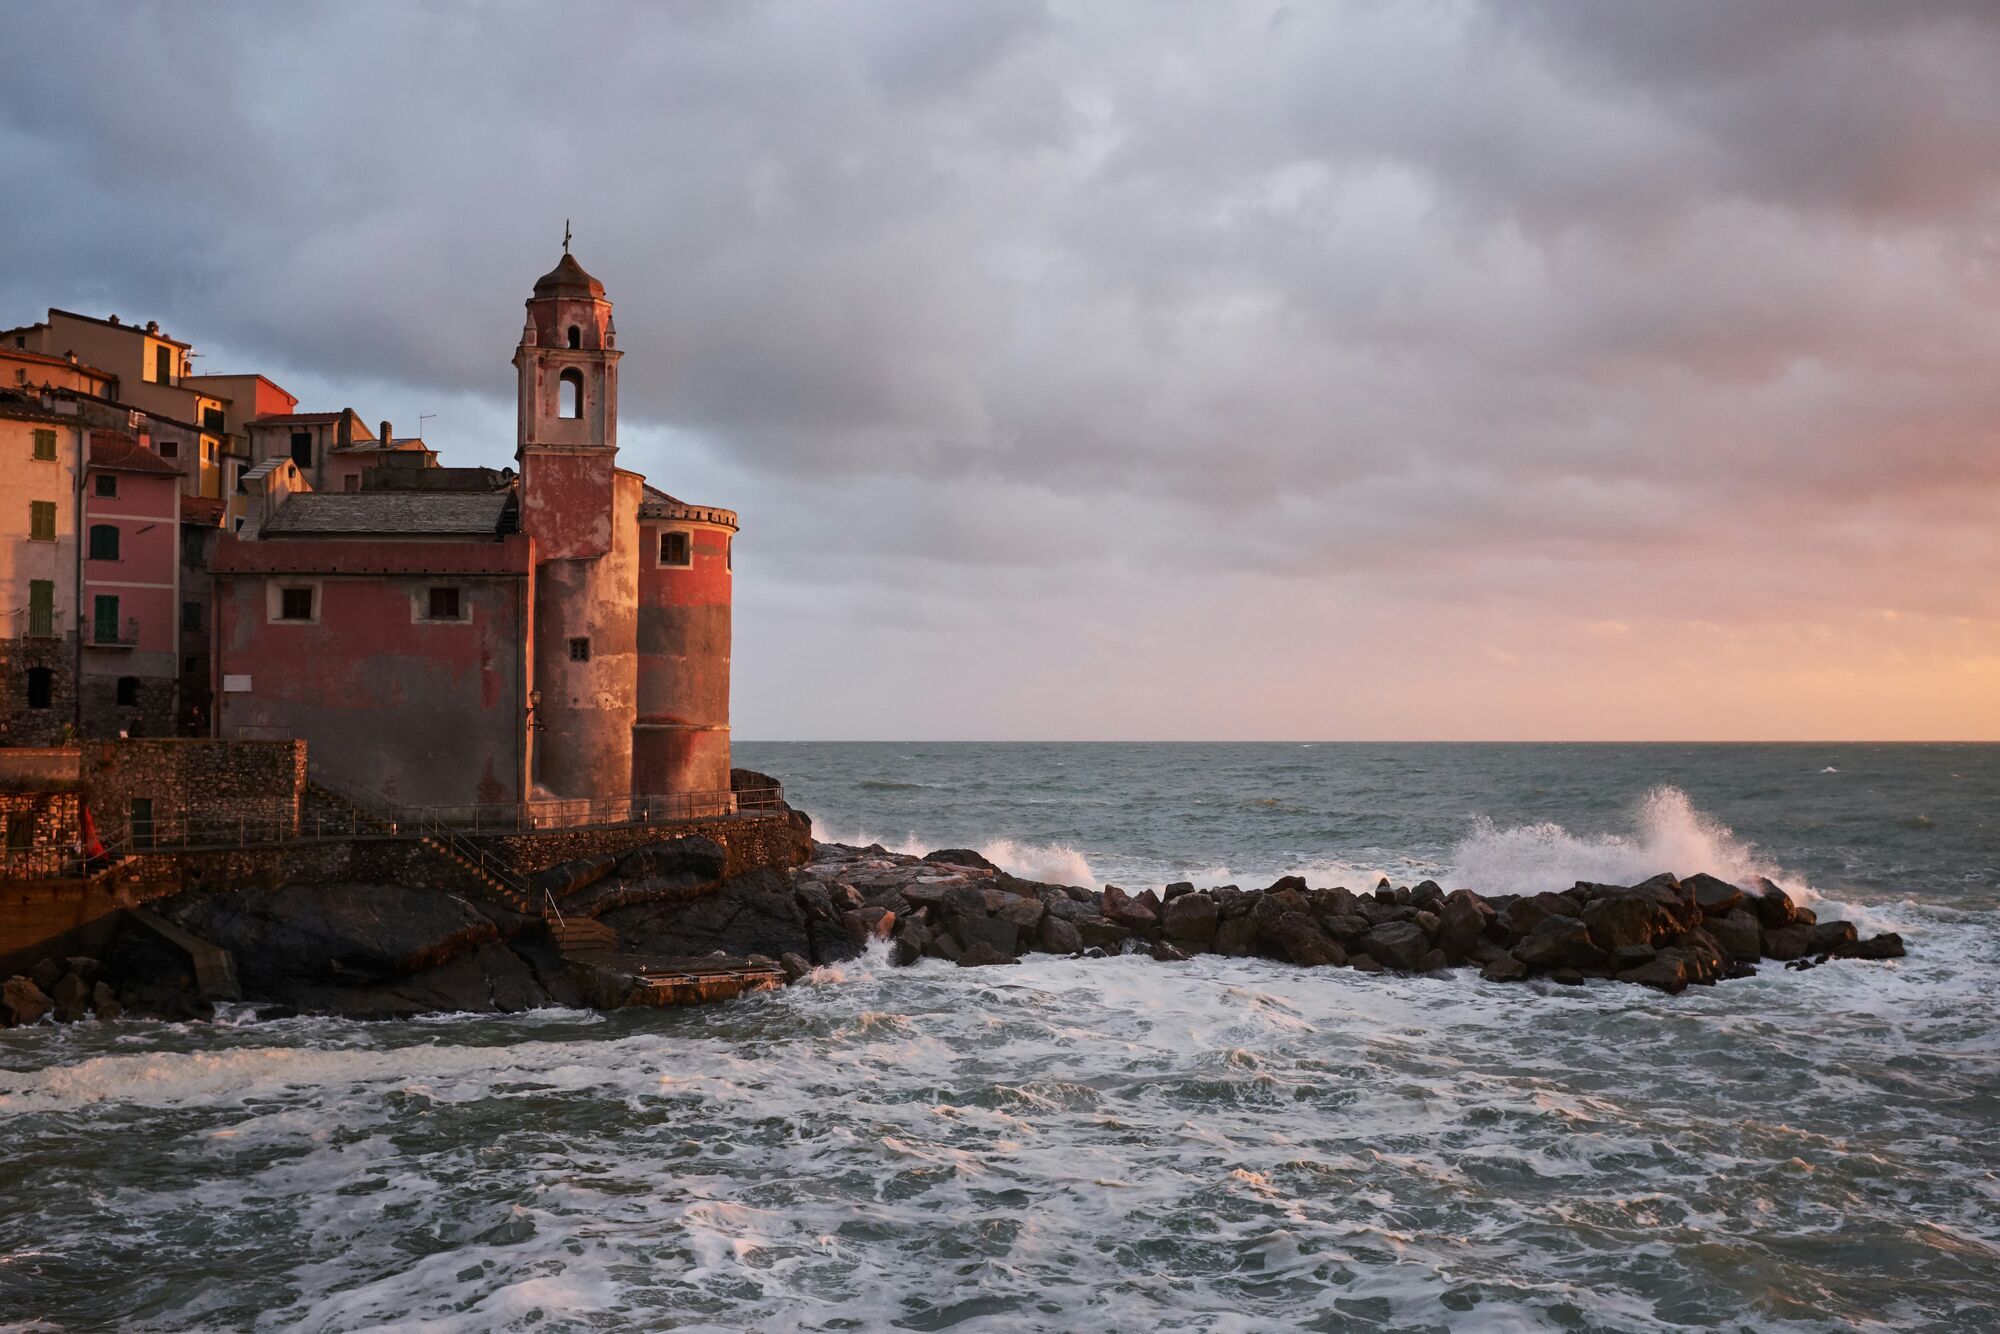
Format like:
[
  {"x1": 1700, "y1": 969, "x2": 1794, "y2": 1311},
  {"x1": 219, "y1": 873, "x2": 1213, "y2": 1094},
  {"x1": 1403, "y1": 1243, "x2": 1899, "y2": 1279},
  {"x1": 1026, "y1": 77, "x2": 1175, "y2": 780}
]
[
  {"x1": 566, "y1": 325, "x2": 581, "y2": 349},
  {"x1": 559, "y1": 368, "x2": 584, "y2": 419}
]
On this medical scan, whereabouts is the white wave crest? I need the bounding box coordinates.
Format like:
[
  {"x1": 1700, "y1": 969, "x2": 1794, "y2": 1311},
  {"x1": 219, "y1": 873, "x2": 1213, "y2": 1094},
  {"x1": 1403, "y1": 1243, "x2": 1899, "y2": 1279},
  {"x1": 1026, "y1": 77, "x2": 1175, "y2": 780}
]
[
  {"x1": 1446, "y1": 785, "x2": 1785, "y2": 896},
  {"x1": 818, "y1": 824, "x2": 1096, "y2": 888}
]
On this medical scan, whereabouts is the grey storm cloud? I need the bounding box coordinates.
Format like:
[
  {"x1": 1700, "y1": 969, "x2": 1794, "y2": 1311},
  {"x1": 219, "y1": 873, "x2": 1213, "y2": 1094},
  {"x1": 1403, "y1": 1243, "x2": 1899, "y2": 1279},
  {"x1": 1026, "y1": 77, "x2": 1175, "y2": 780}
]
[{"x1": 2, "y1": 0, "x2": 1996, "y2": 737}]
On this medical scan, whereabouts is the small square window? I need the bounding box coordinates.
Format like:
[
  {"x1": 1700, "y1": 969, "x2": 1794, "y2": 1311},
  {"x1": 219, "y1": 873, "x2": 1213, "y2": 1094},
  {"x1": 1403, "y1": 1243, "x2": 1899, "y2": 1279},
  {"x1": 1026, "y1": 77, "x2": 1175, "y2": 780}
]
[
  {"x1": 659, "y1": 530, "x2": 691, "y2": 567},
  {"x1": 568, "y1": 637, "x2": 590, "y2": 662},
  {"x1": 159, "y1": 437, "x2": 178, "y2": 459},
  {"x1": 279, "y1": 587, "x2": 314, "y2": 621},
  {"x1": 428, "y1": 587, "x2": 461, "y2": 620},
  {"x1": 95, "y1": 474, "x2": 117, "y2": 498}
]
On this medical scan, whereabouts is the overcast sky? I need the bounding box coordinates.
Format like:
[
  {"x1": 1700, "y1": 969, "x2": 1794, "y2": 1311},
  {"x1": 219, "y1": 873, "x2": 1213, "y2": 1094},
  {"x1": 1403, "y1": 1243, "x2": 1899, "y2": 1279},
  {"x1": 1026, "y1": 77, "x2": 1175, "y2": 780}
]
[{"x1": 5, "y1": 1, "x2": 1997, "y2": 739}]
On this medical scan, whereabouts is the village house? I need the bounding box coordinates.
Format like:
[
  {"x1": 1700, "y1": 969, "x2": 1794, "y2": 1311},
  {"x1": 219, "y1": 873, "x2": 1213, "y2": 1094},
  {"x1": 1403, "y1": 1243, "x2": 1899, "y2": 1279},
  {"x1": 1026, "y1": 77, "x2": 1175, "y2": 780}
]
[{"x1": 210, "y1": 251, "x2": 738, "y2": 814}]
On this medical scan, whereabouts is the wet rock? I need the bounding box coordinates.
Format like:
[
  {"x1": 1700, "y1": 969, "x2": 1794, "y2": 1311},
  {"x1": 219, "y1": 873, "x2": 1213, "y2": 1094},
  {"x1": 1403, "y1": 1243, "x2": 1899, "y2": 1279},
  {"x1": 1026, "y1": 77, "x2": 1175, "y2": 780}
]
[
  {"x1": 1707, "y1": 908, "x2": 1763, "y2": 963},
  {"x1": 830, "y1": 883, "x2": 865, "y2": 914},
  {"x1": 1273, "y1": 913, "x2": 1347, "y2": 967},
  {"x1": 1251, "y1": 888, "x2": 1311, "y2": 934},
  {"x1": 1101, "y1": 885, "x2": 1158, "y2": 932},
  {"x1": 1416, "y1": 949, "x2": 1449, "y2": 973},
  {"x1": 1212, "y1": 916, "x2": 1257, "y2": 957},
  {"x1": 995, "y1": 895, "x2": 1045, "y2": 933},
  {"x1": 1611, "y1": 942, "x2": 1656, "y2": 971},
  {"x1": 1514, "y1": 916, "x2": 1605, "y2": 971},
  {"x1": 1580, "y1": 893, "x2": 1671, "y2": 954},
  {"x1": 1135, "y1": 888, "x2": 1165, "y2": 916},
  {"x1": 1411, "y1": 880, "x2": 1447, "y2": 912},
  {"x1": 1807, "y1": 921, "x2": 1859, "y2": 954},
  {"x1": 888, "y1": 937, "x2": 922, "y2": 967},
  {"x1": 1762, "y1": 925, "x2": 1812, "y2": 961},
  {"x1": 1360, "y1": 920, "x2": 1427, "y2": 972},
  {"x1": 924, "y1": 848, "x2": 998, "y2": 871},
  {"x1": 1161, "y1": 893, "x2": 1218, "y2": 945},
  {"x1": 91, "y1": 980, "x2": 122, "y2": 1022},
  {"x1": 1150, "y1": 941, "x2": 1192, "y2": 963},
  {"x1": 64, "y1": 957, "x2": 103, "y2": 986},
  {"x1": 956, "y1": 943, "x2": 1019, "y2": 968},
  {"x1": 1267, "y1": 875, "x2": 1309, "y2": 893},
  {"x1": 1075, "y1": 917, "x2": 1132, "y2": 950},
  {"x1": 1500, "y1": 892, "x2": 1575, "y2": 940},
  {"x1": 1619, "y1": 951, "x2": 1688, "y2": 995},
  {"x1": 1672, "y1": 929, "x2": 1728, "y2": 985},
  {"x1": 1038, "y1": 914, "x2": 1083, "y2": 954},
  {"x1": 1043, "y1": 895, "x2": 1101, "y2": 924},
  {"x1": 1162, "y1": 881, "x2": 1197, "y2": 900},
  {"x1": 1750, "y1": 877, "x2": 1800, "y2": 929},
  {"x1": 4, "y1": 976, "x2": 53, "y2": 1025},
  {"x1": 51, "y1": 972, "x2": 90, "y2": 1023},
  {"x1": 779, "y1": 952, "x2": 812, "y2": 982},
  {"x1": 950, "y1": 912, "x2": 1020, "y2": 957},
  {"x1": 1550, "y1": 968, "x2": 1587, "y2": 986},
  {"x1": 1684, "y1": 873, "x2": 1744, "y2": 920},
  {"x1": 842, "y1": 906, "x2": 895, "y2": 942},
  {"x1": 1350, "y1": 954, "x2": 1386, "y2": 974},
  {"x1": 29, "y1": 958, "x2": 61, "y2": 993},
  {"x1": 615, "y1": 836, "x2": 728, "y2": 883},
  {"x1": 1412, "y1": 909, "x2": 1440, "y2": 939},
  {"x1": 1435, "y1": 897, "x2": 1487, "y2": 962},
  {"x1": 1481, "y1": 953, "x2": 1528, "y2": 983},
  {"x1": 1322, "y1": 913, "x2": 1371, "y2": 946},
  {"x1": 1835, "y1": 932, "x2": 1906, "y2": 960}
]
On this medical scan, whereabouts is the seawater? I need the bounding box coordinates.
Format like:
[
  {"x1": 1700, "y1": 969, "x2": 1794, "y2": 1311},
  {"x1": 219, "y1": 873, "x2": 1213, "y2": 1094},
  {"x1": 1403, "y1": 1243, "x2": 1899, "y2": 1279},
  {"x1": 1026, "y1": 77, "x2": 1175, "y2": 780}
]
[{"x1": 1, "y1": 742, "x2": 1995, "y2": 1331}]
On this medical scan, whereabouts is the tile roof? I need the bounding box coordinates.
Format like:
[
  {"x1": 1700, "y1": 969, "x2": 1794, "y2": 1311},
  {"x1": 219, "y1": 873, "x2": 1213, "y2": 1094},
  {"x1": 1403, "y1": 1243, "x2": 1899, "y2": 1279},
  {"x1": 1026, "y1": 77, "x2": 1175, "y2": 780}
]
[
  {"x1": 89, "y1": 432, "x2": 183, "y2": 476},
  {"x1": 212, "y1": 534, "x2": 533, "y2": 576},
  {"x1": 262, "y1": 491, "x2": 515, "y2": 537},
  {"x1": 180, "y1": 495, "x2": 228, "y2": 526},
  {"x1": 250, "y1": 411, "x2": 364, "y2": 428}
]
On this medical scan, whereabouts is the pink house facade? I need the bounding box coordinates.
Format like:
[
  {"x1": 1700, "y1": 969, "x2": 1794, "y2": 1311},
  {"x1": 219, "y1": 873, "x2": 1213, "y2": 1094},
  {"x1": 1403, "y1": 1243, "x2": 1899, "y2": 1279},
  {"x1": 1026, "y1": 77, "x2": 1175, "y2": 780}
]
[{"x1": 82, "y1": 432, "x2": 181, "y2": 735}]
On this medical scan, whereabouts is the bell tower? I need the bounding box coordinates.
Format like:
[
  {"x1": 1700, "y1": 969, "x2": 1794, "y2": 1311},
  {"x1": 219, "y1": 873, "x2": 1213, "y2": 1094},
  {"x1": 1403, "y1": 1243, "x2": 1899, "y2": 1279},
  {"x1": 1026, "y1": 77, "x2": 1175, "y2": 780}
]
[{"x1": 513, "y1": 241, "x2": 641, "y2": 804}]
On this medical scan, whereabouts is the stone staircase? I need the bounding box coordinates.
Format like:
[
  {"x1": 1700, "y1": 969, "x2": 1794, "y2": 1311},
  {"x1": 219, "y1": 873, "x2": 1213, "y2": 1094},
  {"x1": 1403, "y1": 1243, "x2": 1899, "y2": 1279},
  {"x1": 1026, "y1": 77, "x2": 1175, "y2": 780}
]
[
  {"x1": 548, "y1": 915, "x2": 617, "y2": 963},
  {"x1": 417, "y1": 829, "x2": 535, "y2": 915}
]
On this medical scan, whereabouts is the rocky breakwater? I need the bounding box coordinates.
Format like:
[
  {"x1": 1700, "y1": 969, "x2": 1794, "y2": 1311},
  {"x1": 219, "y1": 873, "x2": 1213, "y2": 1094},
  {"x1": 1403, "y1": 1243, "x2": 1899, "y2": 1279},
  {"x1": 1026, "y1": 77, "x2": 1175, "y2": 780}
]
[{"x1": 797, "y1": 842, "x2": 1906, "y2": 994}]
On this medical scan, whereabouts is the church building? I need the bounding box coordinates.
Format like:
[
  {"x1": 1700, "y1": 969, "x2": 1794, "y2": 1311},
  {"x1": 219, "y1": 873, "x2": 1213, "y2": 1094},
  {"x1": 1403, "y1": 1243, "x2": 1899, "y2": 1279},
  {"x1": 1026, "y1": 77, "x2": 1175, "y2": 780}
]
[{"x1": 210, "y1": 252, "x2": 738, "y2": 812}]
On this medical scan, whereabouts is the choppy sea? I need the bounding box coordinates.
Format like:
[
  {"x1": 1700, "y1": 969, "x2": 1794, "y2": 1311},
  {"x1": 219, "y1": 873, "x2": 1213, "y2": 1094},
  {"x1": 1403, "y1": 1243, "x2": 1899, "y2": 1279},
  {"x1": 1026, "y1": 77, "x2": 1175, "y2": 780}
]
[{"x1": 2, "y1": 742, "x2": 1996, "y2": 1331}]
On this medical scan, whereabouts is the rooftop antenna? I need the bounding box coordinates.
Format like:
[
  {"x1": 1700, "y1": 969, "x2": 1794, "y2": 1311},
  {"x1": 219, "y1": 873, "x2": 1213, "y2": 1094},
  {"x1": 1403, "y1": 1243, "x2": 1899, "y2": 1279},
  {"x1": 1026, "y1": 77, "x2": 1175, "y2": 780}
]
[
  {"x1": 562, "y1": 219, "x2": 572, "y2": 255},
  {"x1": 418, "y1": 412, "x2": 436, "y2": 438}
]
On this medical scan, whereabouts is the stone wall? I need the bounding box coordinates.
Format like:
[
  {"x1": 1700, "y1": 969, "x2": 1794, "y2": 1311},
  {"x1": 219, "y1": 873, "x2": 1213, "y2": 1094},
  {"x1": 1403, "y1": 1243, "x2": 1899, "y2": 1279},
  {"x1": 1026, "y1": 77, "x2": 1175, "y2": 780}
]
[
  {"x1": 77, "y1": 670, "x2": 177, "y2": 741},
  {"x1": 82, "y1": 738, "x2": 306, "y2": 842},
  {"x1": 0, "y1": 636, "x2": 76, "y2": 747},
  {"x1": 478, "y1": 812, "x2": 803, "y2": 879},
  {"x1": 0, "y1": 790, "x2": 81, "y2": 877}
]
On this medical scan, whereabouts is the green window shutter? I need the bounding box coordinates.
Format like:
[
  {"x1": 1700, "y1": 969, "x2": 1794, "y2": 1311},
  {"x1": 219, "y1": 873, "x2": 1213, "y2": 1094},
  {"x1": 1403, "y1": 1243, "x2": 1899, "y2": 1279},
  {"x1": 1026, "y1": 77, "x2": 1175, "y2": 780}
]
[
  {"x1": 29, "y1": 500, "x2": 55, "y2": 541},
  {"x1": 88, "y1": 525, "x2": 120, "y2": 560},
  {"x1": 93, "y1": 595, "x2": 120, "y2": 643},
  {"x1": 28, "y1": 580, "x2": 53, "y2": 637},
  {"x1": 32, "y1": 429, "x2": 56, "y2": 460}
]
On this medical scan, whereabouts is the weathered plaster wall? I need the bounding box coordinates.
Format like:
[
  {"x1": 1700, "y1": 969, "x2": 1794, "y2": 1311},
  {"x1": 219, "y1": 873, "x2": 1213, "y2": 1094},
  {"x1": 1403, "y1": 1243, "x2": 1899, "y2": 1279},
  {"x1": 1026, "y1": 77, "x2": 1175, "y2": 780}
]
[{"x1": 634, "y1": 520, "x2": 732, "y2": 797}]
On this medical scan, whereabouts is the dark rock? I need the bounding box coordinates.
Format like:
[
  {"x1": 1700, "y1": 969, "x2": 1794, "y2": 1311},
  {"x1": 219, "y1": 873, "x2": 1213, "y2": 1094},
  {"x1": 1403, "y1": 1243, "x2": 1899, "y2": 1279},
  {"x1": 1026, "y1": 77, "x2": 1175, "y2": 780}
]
[
  {"x1": 794, "y1": 880, "x2": 838, "y2": 923},
  {"x1": 941, "y1": 883, "x2": 989, "y2": 920},
  {"x1": 1464, "y1": 938, "x2": 1508, "y2": 966},
  {"x1": 64, "y1": 957, "x2": 103, "y2": 985},
  {"x1": 1762, "y1": 925, "x2": 1812, "y2": 961},
  {"x1": 180, "y1": 883, "x2": 500, "y2": 991},
  {"x1": 1435, "y1": 897, "x2": 1486, "y2": 963},
  {"x1": 957, "y1": 943, "x2": 1019, "y2": 968},
  {"x1": 1212, "y1": 916, "x2": 1257, "y2": 957},
  {"x1": 950, "y1": 912, "x2": 1020, "y2": 957},
  {"x1": 1611, "y1": 942, "x2": 1657, "y2": 971},
  {"x1": 887, "y1": 937, "x2": 922, "y2": 967},
  {"x1": 1411, "y1": 880, "x2": 1447, "y2": 911},
  {"x1": 4, "y1": 976, "x2": 52, "y2": 1025},
  {"x1": 1684, "y1": 873, "x2": 1744, "y2": 919},
  {"x1": 1412, "y1": 909, "x2": 1440, "y2": 939},
  {"x1": 91, "y1": 980, "x2": 122, "y2": 1022},
  {"x1": 830, "y1": 883, "x2": 865, "y2": 914},
  {"x1": 1793, "y1": 906, "x2": 1818, "y2": 926},
  {"x1": 1550, "y1": 968, "x2": 1586, "y2": 986},
  {"x1": 1162, "y1": 881, "x2": 1197, "y2": 900},
  {"x1": 1707, "y1": 907, "x2": 1763, "y2": 963},
  {"x1": 1043, "y1": 895, "x2": 1101, "y2": 924},
  {"x1": 1267, "y1": 874, "x2": 1308, "y2": 893},
  {"x1": 1322, "y1": 913, "x2": 1370, "y2": 945},
  {"x1": 1360, "y1": 920, "x2": 1427, "y2": 972},
  {"x1": 1350, "y1": 953, "x2": 1386, "y2": 974},
  {"x1": 1162, "y1": 893, "x2": 1218, "y2": 944},
  {"x1": 1416, "y1": 949, "x2": 1449, "y2": 973},
  {"x1": 1481, "y1": 953, "x2": 1528, "y2": 982},
  {"x1": 51, "y1": 972, "x2": 90, "y2": 1023},
  {"x1": 1672, "y1": 929, "x2": 1728, "y2": 985},
  {"x1": 899, "y1": 882, "x2": 950, "y2": 912},
  {"x1": 1514, "y1": 916, "x2": 1605, "y2": 970},
  {"x1": 1136, "y1": 888, "x2": 1164, "y2": 916},
  {"x1": 995, "y1": 895, "x2": 1046, "y2": 932},
  {"x1": 532, "y1": 852, "x2": 620, "y2": 902},
  {"x1": 924, "y1": 848, "x2": 998, "y2": 871},
  {"x1": 927, "y1": 931, "x2": 964, "y2": 962},
  {"x1": 779, "y1": 952, "x2": 812, "y2": 982},
  {"x1": 1750, "y1": 877, "x2": 1800, "y2": 929},
  {"x1": 1075, "y1": 917, "x2": 1132, "y2": 949},
  {"x1": 1835, "y1": 932, "x2": 1906, "y2": 960},
  {"x1": 1619, "y1": 950, "x2": 1688, "y2": 995},
  {"x1": 1101, "y1": 885, "x2": 1158, "y2": 932},
  {"x1": 1038, "y1": 915, "x2": 1083, "y2": 954},
  {"x1": 1580, "y1": 893, "x2": 1672, "y2": 953},
  {"x1": 1251, "y1": 888, "x2": 1311, "y2": 930},
  {"x1": 1150, "y1": 941, "x2": 1192, "y2": 962},
  {"x1": 600, "y1": 867, "x2": 830, "y2": 963},
  {"x1": 842, "y1": 906, "x2": 896, "y2": 942},
  {"x1": 614, "y1": 836, "x2": 728, "y2": 883},
  {"x1": 1273, "y1": 913, "x2": 1347, "y2": 967},
  {"x1": 29, "y1": 958, "x2": 61, "y2": 993},
  {"x1": 1807, "y1": 921, "x2": 1859, "y2": 954},
  {"x1": 1500, "y1": 892, "x2": 1575, "y2": 941}
]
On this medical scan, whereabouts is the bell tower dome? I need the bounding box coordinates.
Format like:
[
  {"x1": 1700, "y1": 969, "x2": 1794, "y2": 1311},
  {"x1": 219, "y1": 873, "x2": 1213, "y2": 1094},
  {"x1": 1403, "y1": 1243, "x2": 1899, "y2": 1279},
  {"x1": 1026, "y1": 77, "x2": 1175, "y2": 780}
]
[{"x1": 514, "y1": 248, "x2": 621, "y2": 463}]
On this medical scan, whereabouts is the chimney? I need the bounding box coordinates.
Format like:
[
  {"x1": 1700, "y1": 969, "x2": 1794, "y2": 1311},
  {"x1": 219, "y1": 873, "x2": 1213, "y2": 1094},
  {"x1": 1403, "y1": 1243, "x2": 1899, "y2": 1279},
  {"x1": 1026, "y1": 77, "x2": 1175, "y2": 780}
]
[
  {"x1": 108, "y1": 314, "x2": 119, "y2": 325},
  {"x1": 380, "y1": 419, "x2": 393, "y2": 448},
  {"x1": 145, "y1": 320, "x2": 159, "y2": 334},
  {"x1": 337, "y1": 408, "x2": 355, "y2": 448}
]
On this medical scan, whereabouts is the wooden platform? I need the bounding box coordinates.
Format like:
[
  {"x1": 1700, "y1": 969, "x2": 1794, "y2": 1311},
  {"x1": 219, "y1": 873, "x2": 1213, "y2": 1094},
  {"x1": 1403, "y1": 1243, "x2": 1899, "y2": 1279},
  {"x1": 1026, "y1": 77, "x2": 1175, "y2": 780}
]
[{"x1": 570, "y1": 951, "x2": 785, "y2": 1008}]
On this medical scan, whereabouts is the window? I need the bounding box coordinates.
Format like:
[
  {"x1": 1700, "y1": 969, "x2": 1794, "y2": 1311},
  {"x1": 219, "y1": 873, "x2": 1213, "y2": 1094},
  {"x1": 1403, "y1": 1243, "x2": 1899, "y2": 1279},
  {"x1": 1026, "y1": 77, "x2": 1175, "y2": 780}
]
[
  {"x1": 32, "y1": 428, "x2": 56, "y2": 460},
  {"x1": 25, "y1": 667, "x2": 52, "y2": 709},
  {"x1": 88, "y1": 525, "x2": 120, "y2": 561},
  {"x1": 343, "y1": 474, "x2": 360, "y2": 492},
  {"x1": 727, "y1": 536, "x2": 733, "y2": 571},
  {"x1": 94, "y1": 473, "x2": 117, "y2": 498},
  {"x1": 567, "y1": 325, "x2": 581, "y2": 349},
  {"x1": 182, "y1": 600, "x2": 201, "y2": 630},
  {"x1": 279, "y1": 587, "x2": 314, "y2": 621},
  {"x1": 203, "y1": 406, "x2": 224, "y2": 432},
  {"x1": 568, "y1": 636, "x2": 590, "y2": 662},
  {"x1": 559, "y1": 368, "x2": 583, "y2": 419},
  {"x1": 183, "y1": 656, "x2": 199, "y2": 673},
  {"x1": 115, "y1": 676, "x2": 139, "y2": 706},
  {"x1": 6, "y1": 813, "x2": 32, "y2": 851},
  {"x1": 158, "y1": 437, "x2": 178, "y2": 459},
  {"x1": 290, "y1": 431, "x2": 312, "y2": 469},
  {"x1": 93, "y1": 595, "x2": 120, "y2": 643},
  {"x1": 428, "y1": 586, "x2": 461, "y2": 620},
  {"x1": 130, "y1": 797, "x2": 154, "y2": 849},
  {"x1": 154, "y1": 345, "x2": 172, "y2": 384},
  {"x1": 28, "y1": 581, "x2": 53, "y2": 638},
  {"x1": 659, "y1": 530, "x2": 691, "y2": 567},
  {"x1": 28, "y1": 501, "x2": 55, "y2": 542}
]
